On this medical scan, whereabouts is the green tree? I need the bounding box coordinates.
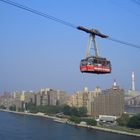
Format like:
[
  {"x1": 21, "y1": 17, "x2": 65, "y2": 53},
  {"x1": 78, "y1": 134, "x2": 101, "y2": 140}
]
[
  {"x1": 85, "y1": 119, "x2": 97, "y2": 126},
  {"x1": 62, "y1": 105, "x2": 71, "y2": 115},
  {"x1": 70, "y1": 107, "x2": 79, "y2": 116},
  {"x1": 18, "y1": 108, "x2": 24, "y2": 112},
  {"x1": 26, "y1": 102, "x2": 38, "y2": 113},
  {"x1": 127, "y1": 114, "x2": 140, "y2": 129},
  {"x1": 116, "y1": 113, "x2": 130, "y2": 126},
  {"x1": 9, "y1": 105, "x2": 16, "y2": 111},
  {"x1": 0, "y1": 105, "x2": 6, "y2": 109},
  {"x1": 78, "y1": 107, "x2": 87, "y2": 117},
  {"x1": 69, "y1": 116, "x2": 81, "y2": 124},
  {"x1": 46, "y1": 105, "x2": 61, "y2": 114}
]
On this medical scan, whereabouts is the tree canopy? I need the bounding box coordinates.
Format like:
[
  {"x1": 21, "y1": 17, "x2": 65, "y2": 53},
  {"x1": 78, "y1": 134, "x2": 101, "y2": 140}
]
[
  {"x1": 127, "y1": 114, "x2": 140, "y2": 129},
  {"x1": 26, "y1": 103, "x2": 87, "y2": 117},
  {"x1": 116, "y1": 113, "x2": 130, "y2": 126}
]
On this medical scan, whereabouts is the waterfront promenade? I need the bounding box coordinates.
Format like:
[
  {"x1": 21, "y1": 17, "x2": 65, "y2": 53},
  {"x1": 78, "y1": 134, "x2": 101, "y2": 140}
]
[{"x1": 0, "y1": 109, "x2": 140, "y2": 137}]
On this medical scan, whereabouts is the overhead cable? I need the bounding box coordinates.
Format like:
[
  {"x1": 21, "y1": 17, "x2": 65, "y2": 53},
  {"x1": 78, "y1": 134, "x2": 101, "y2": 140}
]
[
  {"x1": 108, "y1": 37, "x2": 140, "y2": 49},
  {"x1": 0, "y1": 0, "x2": 77, "y2": 29},
  {"x1": 0, "y1": 0, "x2": 140, "y2": 49}
]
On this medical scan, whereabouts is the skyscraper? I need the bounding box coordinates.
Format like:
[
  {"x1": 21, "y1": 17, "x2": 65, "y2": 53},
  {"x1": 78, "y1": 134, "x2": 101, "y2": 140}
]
[
  {"x1": 132, "y1": 71, "x2": 135, "y2": 91},
  {"x1": 127, "y1": 71, "x2": 137, "y2": 97}
]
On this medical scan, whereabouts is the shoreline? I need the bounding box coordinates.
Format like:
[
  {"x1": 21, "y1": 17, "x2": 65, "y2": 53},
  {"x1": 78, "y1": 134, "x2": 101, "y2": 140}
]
[{"x1": 0, "y1": 109, "x2": 140, "y2": 137}]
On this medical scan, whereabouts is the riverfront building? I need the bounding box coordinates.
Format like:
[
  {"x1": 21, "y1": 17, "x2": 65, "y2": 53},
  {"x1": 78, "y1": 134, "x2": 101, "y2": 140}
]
[
  {"x1": 68, "y1": 81, "x2": 124, "y2": 118},
  {"x1": 13, "y1": 91, "x2": 35, "y2": 110},
  {"x1": 0, "y1": 92, "x2": 14, "y2": 109},
  {"x1": 0, "y1": 88, "x2": 67, "y2": 111},
  {"x1": 92, "y1": 85, "x2": 124, "y2": 117},
  {"x1": 37, "y1": 88, "x2": 67, "y2": 106},
  {"x1": 72, "y1": 91, "x2": 83, "y2": 108}
]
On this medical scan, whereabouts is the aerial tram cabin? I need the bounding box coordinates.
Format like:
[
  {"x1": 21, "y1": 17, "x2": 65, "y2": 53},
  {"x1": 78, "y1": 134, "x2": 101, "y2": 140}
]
[
  {"x1": 78, "y1": 26, "x2": 111, "y2": 74},
  {"x1": 80, "y1": 56, "x2": 111, "y2": 74}
]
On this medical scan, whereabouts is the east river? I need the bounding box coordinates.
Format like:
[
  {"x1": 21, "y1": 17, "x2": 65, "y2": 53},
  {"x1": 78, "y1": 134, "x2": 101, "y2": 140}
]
[{"x1": 0, "y1": 111, "x2": 139, "y2": 140}]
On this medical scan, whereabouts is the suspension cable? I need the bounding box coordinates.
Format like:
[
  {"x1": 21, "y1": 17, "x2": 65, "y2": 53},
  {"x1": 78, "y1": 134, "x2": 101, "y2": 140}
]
[
  {"x1": 0, "y1": 0, "x2": 140, "y2": 49},
  {"x1": 0, "y1": 0, "x2": 77, "y2": 29},
  {"x1": 108, "y1": 37, "x2": 140, "y2": 49}
]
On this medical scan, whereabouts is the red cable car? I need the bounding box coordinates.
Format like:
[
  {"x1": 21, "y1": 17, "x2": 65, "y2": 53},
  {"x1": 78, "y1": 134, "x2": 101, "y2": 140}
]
[
  {"x1": 80, "y1": 56, "x2": 111, "y2": 74},
  {"x1": 78, "y1": 26, "x2": 112, "y2": 74}
]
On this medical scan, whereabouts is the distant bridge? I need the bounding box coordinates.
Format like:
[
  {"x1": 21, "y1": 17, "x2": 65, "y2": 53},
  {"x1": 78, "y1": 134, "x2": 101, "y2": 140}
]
[
  {"x1": 125, "y1": 95, "x2": 140, "y2": 114},
  {"x1": 125, "y1": 95, "x2": 140, "y2": 106}
]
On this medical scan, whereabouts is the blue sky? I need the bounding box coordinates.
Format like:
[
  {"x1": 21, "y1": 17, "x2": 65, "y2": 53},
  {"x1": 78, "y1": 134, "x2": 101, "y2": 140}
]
[{"x1": 0, "y1": 0, "x2": 140, "y2": 94}]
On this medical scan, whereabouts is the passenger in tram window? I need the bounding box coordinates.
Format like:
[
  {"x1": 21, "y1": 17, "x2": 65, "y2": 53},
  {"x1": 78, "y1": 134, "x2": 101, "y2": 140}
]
[
  {"x1": 88, "y1": 61, "x2": 93, "y2": 65},
  {"x1": 94, "y1": 59, "x2": 97, "y2": 66},
  {"x1": 90, "y1": 60, "x2": 93, "y2": 65},
  {"x1": 102, "y1": 61, "x2": 104, "y2": 66},
  {"x1": 104, "y1": 61, "x2": 107, "y2": 66},
  {"x1": 94, "y1": 59, "x2": 97, "y2": 64},
  {"x1": 87, "y1": 61, "x2": 90, "y2": 65}
]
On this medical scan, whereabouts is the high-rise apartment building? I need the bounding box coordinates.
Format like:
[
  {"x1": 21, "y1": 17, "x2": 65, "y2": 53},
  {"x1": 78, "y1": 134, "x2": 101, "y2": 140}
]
[
  {"x1": 72, "y1": 91, "x2": 83, "y2": 108},
  {"x1": 87, "y1": 87, "x2": 102, "y2": 116},
  {"x1": 92, "y1": 84, "x2": 124, "y2": 117},
  {"x1": 12, "y1": 91, "x2": 35, "y2": 110},
  {"x1": 56, "y1": 90, "x2": 67, "y2": 105},
  {"x1": 38, "y1": 88, "x2": 67, "y2": 106}
]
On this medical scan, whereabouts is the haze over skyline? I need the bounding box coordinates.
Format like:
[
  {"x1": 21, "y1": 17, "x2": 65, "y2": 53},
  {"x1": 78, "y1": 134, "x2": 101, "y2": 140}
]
[{"x1": 0, "y1": 0, "x2": 140, "y2": 94}]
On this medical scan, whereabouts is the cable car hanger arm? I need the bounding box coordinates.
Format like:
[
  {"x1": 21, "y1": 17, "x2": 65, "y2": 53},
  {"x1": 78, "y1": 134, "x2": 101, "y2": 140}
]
[{"x1": 77, "y1": 26, "x2": 109, "y2": 38}]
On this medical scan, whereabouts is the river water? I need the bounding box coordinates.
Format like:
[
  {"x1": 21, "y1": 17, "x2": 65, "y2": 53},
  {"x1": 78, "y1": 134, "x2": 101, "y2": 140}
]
[{"x1": 0, "y1": 111, "x2": 139, "y2": 140}]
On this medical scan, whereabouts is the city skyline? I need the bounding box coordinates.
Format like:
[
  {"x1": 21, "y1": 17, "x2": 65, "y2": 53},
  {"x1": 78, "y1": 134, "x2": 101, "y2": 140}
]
[
  {"x1": 0, "y1": 81, "x2": 125, "y2": 117},
  {"x1": 0, "y1": 0, "x2": 140, "y2": 94},
  {"x1": 0, "y1": 71, "x2": 138, "y2": 95}
]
